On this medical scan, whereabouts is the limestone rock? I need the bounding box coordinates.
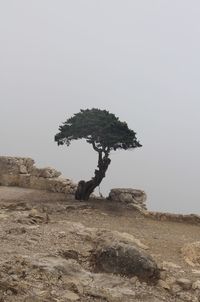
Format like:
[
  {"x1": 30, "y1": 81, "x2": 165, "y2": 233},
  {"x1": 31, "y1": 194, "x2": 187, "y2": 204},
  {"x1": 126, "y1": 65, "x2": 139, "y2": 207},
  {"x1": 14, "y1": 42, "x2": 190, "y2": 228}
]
[
  {"x1": 90, "y1": 241, "x2": 160, "y2": 283},
  {"x1": 62, "y1": 290, "x2": 80, "y2": 301},
  {"x1": 165, "y1": 276, "x2": 176, "y2": 285},
  {"x1": 177, "y1": 292, "x2": 198, "y2": 302},
  {"x1": 119, "y1": 193, "x2": 133, "y2": 203},
  {"x1": 19, "y1": 165, "x2": 28, "y2": 174},
  {"x1": 162, "y1": 261, "x2": 181, "y2": 269},
  {"x1": 69, "y1": 222, "x2": 149, "y2": 251},
  {"x1": 108, "y1": 188, "x2": 147, "y2": 212},
  {"x1": 192, "y1": 269, "x2": 200, "y2": 275},
  {"x1": 182, "y1": 242, "x2": 200, "y2": 266},
  {"x1": 112, "y1": 231, "x2": 149, "y2": 250},
  {"x1": 192, "y1": 280, "x2": 200, "y2": 290},
  {"x1": 158, "y1": 279, "x2": 170, "y2": 290},
  {"x1": 176, "y1": 278, "x2": 192, "y2": 290},
  {"x1": 0, "y1": 156, "x2": 34, "y2": 174},
  {"x1": 170, "y1": 284, "x2": 182, "y2": 294},
  {"x1": 0, "y1": 156, "x2": 76, "y2": 195},
  {"x1": 32, "y1": 167, "x2": 61, "y2": 178}
]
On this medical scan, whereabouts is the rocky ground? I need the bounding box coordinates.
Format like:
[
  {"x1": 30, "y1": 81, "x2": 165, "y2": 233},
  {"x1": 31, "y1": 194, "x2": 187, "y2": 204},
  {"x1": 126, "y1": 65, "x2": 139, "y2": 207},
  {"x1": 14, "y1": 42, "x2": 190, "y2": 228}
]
[{"x1": 0, "y1": 186, "x2": 200, "y2": 301}]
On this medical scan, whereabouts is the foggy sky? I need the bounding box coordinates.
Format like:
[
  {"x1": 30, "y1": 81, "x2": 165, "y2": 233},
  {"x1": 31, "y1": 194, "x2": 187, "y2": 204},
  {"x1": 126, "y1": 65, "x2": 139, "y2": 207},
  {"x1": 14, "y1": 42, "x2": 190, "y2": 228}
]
[{"x1": 1, "y1": 0, "x2": 200, "y2": 213}]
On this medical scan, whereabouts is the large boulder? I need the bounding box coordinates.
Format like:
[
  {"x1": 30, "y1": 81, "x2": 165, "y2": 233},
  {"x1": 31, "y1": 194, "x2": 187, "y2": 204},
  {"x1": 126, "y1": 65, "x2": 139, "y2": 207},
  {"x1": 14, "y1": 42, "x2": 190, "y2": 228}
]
[
  {"x1": 90, "y1": 241, "x2": 160, "y2": 283},
  {"x1": 108, "y1": 188, "x2": 147, "y2": 211}
]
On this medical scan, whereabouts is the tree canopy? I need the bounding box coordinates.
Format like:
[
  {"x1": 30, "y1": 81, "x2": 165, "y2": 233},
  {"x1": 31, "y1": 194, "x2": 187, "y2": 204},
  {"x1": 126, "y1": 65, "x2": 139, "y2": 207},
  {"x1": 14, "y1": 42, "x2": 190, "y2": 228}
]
[
  {"x1": 55, "y1": 108, "x2": 142, "y2": 200},
  {"x1": 55, "y1": 108, "x2": 142, "y2": 152}
]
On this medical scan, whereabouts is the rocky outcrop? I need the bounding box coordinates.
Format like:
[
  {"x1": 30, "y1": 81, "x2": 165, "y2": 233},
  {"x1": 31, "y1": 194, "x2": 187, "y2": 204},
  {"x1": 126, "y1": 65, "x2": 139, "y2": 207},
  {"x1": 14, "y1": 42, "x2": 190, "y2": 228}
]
[
  {"x1": 91, "y1": 241, "x2": 160, "y2": 283},
  {"x1": 66, "y1": 222, "x2": 159, "y2": 283},
  {"x1": 0, "y1": 156, "x2": 76, "y2": 194},
  {"x1": 108, "y1": 188, "x2": 147, "y2": 212}
]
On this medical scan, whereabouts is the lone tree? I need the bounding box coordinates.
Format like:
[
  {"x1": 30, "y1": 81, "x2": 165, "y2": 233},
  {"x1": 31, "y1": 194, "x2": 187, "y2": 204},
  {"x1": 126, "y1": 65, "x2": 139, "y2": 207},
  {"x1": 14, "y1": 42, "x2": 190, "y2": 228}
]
[{"x1": 55, "y1": 108, "x2": 142, "y2": 200}]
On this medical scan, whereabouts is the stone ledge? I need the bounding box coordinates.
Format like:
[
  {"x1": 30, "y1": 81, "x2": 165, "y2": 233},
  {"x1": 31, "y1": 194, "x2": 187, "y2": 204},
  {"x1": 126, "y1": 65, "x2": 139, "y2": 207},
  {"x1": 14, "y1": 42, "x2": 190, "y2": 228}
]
[{"x1": 0, "y1": 156, "x2": 77, "y2": 194}]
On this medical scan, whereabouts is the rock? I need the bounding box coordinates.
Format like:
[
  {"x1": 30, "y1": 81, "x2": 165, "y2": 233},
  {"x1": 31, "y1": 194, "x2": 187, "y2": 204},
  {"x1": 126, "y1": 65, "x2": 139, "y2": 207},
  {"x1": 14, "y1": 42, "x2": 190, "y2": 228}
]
[
  {"x1": 0, "y1": 211, "x2": 9, "y2": 219},
  {"x1": 177, "y1": 292, "x2": 198, "y2": 302},
  {"x1": 182, "y1": 242, "x2": 200, "y2": 266},
  {"x1": 69, "y1": 223, "x2": 149, "y2": 251},
  {"x1": 0, "y1": 156, "x2": 77, "y2": 194},
  {"x1": 60, "y1": 250, "x2": 79, "y2": 261},
  {"x1": 32, "y1": 167, "x2": 61, "y2": 178},
  {"x1": 29, "y1": 209, "x2": 40, "y2": 217},
  {"x1": 19, "y1": 165, "x2": 28, "y2": 174},
  {"x1": 165, "y1": 276, "x2": 176, "y2": 285},
  {"x1": 192, "y1": 280, "x2": 200, "y2": 290},
  {"x1": 27, "y1": 209, "x2": 49, "y2": 224},
  {"x1": 170, "y1": 284, "x2": 182, "y2": 294},
  {"x1": 104, "y1": 230, "x2": 149, "y2": 250},
  {"x1": 7, "y1": 227, "x2": 27, "y2": 235},
  {"x1": 108, "y1": 188, "x2": 147, "y2": 211},
  {"x1": 128, "y1": 203, "x2": 148, "y2": 214},
  {"x1": 176, "y1": 278, "x2": 192, "y2": 290},
  {"x1": 95, "y1": 287, "x2": 136, "y2": 302},
  {"x1": 62, "y1": 290, "x2": 80, "y2": 301},
  {"x1": 159, "y1": 270, "x2": 167, "y2": 280},
  {"x1": 90, "y1": 241, "x2": 160, "y2": 283},
  {"x1": 0, "y1": 156, "x2": 34, "y2": 174},
  {"x1": 162, "y1": 261, "x2": 181, "y2": 269},
  {"x1": 19, "y1": 174, "x2": 31, "y2": 187},
  {"x1": 192, "y1": 269, "x2": 200, "y2": 275},
  {"x1": 119, "y1": 193, "x2": 133, "y2": 203},
  {"x1": 158, "y1": 279, "x2": 170, "y2": 290}
]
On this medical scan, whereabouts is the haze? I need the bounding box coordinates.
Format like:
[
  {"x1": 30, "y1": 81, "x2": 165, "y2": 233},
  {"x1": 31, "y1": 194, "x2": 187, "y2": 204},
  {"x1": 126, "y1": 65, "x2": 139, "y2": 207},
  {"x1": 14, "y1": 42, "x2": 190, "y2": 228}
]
[{"x1": 1, "y1": 1, "x2": 200, "y2": 213}]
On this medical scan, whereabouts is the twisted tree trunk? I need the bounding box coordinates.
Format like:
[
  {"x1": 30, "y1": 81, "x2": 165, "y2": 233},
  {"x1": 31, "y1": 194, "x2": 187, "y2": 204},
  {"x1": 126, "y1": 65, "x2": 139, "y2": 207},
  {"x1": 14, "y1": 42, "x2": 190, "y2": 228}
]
[{"x1": 75, "y1": 151, "x2": 111, "y2": 201}]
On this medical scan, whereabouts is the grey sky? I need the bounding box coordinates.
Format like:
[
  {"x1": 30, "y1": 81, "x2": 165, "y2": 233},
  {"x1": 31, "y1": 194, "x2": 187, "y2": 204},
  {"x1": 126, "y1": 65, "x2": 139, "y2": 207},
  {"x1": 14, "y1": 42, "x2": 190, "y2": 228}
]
[{"x1": 1, "y1": 1, "x2": 200, "y2": 213}]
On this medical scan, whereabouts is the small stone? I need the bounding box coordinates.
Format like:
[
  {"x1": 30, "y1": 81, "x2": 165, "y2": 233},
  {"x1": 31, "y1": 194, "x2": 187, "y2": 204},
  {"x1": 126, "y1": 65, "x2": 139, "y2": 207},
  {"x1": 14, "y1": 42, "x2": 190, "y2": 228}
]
[
  {"x1": 192, "y1": 269, "x2": 200, "y2": 275},
  {"x1": 19, "y1": 165, "x2": 28, "y2": 174},
  {"x1": 170, "y1": 284, "x2": 182, "y2": 294},
  {"x1": 177, "y1": 278, "x2": 192, "y2": 290},
  {"x1": 165, "y1": 276, "x2": 176, "y2": 285},
  {"x1": 29, "y1": 209, "x2": 39, "y2": 217},
  {"x1": 63, "y1": 290, "x2": 80, "y2": 301},
  {"x1": 58, "y1": 231, "x2": 66, "y2": 238},
  {"x1": 192, "y1": 280, "x2": 200, "y2": 290},
  {"x1": 158, "y1": 279, "x2": 170, "y2": 290},
  {"x1": 159, "y1": 270, "x2": 167, "y2": 280},
  {"x1": 162, "y1": 261, "x2": 181, "y2": 269},
  {"x1": 6, "y1": 290, "x2": 13, "y2": 296},
  {"x1": 130, "y1": 276, "x2": 139, "y2": 284}
]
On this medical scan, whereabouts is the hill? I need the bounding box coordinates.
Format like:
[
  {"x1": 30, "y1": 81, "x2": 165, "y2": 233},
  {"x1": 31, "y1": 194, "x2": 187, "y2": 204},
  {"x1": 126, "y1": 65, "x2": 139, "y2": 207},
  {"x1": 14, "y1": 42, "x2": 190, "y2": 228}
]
[{"x1": 0, "y1": 186, "x2": 200, "y2": 301}]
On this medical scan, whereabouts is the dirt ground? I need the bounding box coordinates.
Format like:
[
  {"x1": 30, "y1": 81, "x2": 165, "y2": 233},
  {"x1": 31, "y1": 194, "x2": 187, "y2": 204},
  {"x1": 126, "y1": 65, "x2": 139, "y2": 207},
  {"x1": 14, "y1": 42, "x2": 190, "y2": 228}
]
[{"x1": 0, "y1": 186, "x2": 200, "y2": 302}]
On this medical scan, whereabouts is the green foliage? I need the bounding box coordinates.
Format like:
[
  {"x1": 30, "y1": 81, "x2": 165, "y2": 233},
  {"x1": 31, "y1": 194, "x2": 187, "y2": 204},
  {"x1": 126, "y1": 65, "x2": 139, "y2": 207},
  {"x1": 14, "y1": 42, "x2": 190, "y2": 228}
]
[{"x1": 55, "y1": 108, "x2": 142, "y2": 152}]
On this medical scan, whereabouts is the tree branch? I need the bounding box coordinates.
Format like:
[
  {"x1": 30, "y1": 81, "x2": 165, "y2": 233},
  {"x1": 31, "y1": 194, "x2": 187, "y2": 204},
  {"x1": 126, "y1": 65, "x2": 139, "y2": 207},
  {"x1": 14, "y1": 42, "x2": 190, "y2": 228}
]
[{"x1": 92, "y1": 141, "x2": 102, "y2": 152}]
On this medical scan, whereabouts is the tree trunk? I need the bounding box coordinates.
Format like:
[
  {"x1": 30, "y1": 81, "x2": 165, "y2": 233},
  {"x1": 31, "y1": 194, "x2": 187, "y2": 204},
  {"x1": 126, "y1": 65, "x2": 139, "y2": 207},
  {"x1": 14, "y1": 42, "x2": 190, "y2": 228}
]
[{"x1": 75, "y1": 152, "x2": 111, "y2": 201}]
